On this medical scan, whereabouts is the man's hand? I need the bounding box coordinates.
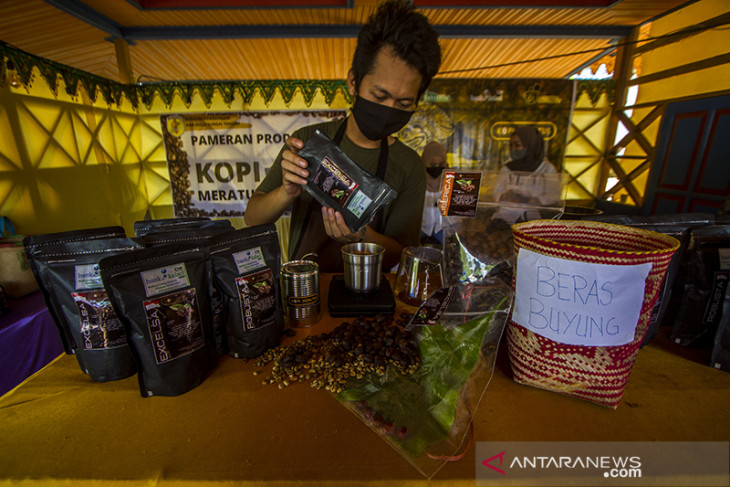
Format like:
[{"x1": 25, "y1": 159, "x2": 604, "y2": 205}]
[
  {"x1": 244, "y1": 135, "x2": 309, "y2": 227},
  {"x1": 280, "y1": 136, "x2": 309, "y2": 198},
  {"x1": 321, "y1": 206, "x2": 364, "y2": 244},
  {"x1": 320, "y1": 206, "x2": 404, "y2": 270}
]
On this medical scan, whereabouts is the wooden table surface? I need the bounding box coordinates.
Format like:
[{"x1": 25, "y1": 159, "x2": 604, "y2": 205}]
[{"x1": 1, "y1": 273, "x2": 729, "y2": 486}]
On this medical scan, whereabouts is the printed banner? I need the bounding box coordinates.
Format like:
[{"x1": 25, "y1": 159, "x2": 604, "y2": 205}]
[
  {"x1": 399, "y1": 78, "x2": 575, "y2": 170},
  {"x1": 161, "y1": 80, "x2": 574, "y2": 217},
  {"x1": 161, "y1": 110, "x2": 346, "y2": 217}
]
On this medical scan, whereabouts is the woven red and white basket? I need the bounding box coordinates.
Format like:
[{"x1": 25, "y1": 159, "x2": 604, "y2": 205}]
[{"x1": 506, "y1": 219, "x2": 680, "y2": 409}]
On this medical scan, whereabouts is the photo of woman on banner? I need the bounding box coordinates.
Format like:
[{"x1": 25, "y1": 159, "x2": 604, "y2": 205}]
[
  {"x1": 491, "y1": 124, "x2": 563, "y2": 226},
  {"x1": 420, "y1": 141, "x2": 448, "y2": 245},
  {"x1": 244, "y1": 0, "x2": 442, "y2": 272}
]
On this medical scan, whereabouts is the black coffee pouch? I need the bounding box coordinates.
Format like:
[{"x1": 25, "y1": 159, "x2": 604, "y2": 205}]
[
  {"x1": 210, "y1": 224, "x2": 283, "y2": 359},
  {"x1": 671, "y1": 225, "x2": 730, "y2": 348},
  {"x1": 23, "y1": 226, "x2": 127, "y2": 356},
  {"x1": 710, "y1": 290, "x2": 730, "y2": 372},
  {"x1": 298, "y1": 129, "x2": 397, "y2": 233},
  {"x1": 144, "y1": 228, "x2": 234, "y2": 356},
  {"x1": 100, "y1": 244, "x2": 218, "y2": 397},
  {"x1": 39, "y1": 238, "x2": 143, "y2": 381},
  {"x1": 134, "y1": 217, "x2": 233, "y2": 238}
]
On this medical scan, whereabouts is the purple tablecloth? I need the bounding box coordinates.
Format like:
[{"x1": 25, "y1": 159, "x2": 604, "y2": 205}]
[{"x1": 0, "y1": 291, "x2": 63, "y2": 396}]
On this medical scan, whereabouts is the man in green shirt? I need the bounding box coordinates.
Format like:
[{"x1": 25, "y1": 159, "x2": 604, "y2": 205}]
[{"x1": 244, "y1": 0, "x2": 441, "y2": 272}]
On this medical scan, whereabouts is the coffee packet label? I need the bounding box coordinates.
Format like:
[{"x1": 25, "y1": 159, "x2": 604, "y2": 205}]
[
  {"x1": 143, "y1": 288, "x2": 205, "y2": 364},
  {"x1": 704, "y1": 270, "x2": 729, "y2": 327},
  {"x1": 73, "y1": 265, "x2": 126, "y2": 351},
  {"x1": 312, "y1": 156, "x2": 359, "y2": 208},
  {"x1": 75, "y1": 264, "x2": 103, "y2": 289},
  {"x1": 73, "y1": 290, "x2": 127, "y2": 350},
  {"x1": 439, "y1": 172, "x2": 482, "y2": 218},
  {"x1": 232, "y1": 247, "x2": 266, "y2": 275},
  {"x1": 409, "y1": 287, "x2": 456, "y2": 326},
  {"x1": 141, "y1": 263, "x2": 191, "y2": 297},
  {"x1": 299, "y1": 129, "x2": 397, "y2": 233},
  {"x1": 236, "y1": 268, "x2": 277, "y2": 332}
]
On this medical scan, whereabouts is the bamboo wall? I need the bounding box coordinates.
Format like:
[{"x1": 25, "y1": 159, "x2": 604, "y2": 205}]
[{"x1": 605, "y1": 0, "x2": 730, "y2": 206}]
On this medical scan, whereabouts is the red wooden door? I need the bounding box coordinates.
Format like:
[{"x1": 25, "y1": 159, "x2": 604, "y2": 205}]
[{"x1": 643, "y1": 94, "x2": 730, "y2": 215}]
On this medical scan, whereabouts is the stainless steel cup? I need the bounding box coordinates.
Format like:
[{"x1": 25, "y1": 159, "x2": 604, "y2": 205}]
[{"x1": 341, "y1": 242, "x2": 385, "y2": 293}]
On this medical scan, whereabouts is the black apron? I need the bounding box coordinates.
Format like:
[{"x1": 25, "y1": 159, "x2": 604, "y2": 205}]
[{"x1": 292, "y1": 118, "x2": 388, "y2": 272}]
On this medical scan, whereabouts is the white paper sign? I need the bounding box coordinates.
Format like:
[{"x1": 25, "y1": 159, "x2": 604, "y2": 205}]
[{"x1": 513, "y1": 249, "x2": 652, "y2": 347}]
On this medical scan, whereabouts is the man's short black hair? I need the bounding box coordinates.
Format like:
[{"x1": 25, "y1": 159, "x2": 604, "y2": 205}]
[{"x1": 351, "y1": 0, "x2": 442, "y2": 100}]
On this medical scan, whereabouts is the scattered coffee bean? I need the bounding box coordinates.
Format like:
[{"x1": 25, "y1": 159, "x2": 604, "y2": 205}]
[{"x1": 256, "y1": 315, "x2": 420, "y2": 393}]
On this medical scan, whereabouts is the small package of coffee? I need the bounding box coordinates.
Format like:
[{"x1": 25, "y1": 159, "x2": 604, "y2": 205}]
[
  {"x1": 210, "y1": 224, "x2": 283, "y2": 359},
  {"x1": 298, "y1": 129, "x2": 397, "y2": 233},
  {"x1": 671, "y1": 225, "x2": 730, "y2": 348},
  {"x1": 100, "y1": 244, "x2": 218, "y2": 397},
  {"x1": 711, "y1": 294, "x2": 730, "y2": 372},
  {"x1": 24, "y1": 226, "x2": 128, "y2": 356},
  {"x1": 33, "y1": 238, "x2": 143, "y2": 381}
]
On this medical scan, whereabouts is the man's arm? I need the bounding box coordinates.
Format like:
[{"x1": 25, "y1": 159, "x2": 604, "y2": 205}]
[
  {"x1": 243, "y1": 136, "x2": 308, "y2": 227},
  {"x1": 244, "y1": 186, "x2": 296, "y2": 226}
]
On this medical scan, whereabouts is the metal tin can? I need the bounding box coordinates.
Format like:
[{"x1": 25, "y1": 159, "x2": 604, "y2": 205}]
[{"x1": 281, "y1": 259, "x2": 320, "y2": 327}]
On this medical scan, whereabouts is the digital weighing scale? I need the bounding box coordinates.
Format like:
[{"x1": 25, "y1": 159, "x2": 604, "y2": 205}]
[{"x1": 327, "y1": 274, "x2": 396, "y2": 317}]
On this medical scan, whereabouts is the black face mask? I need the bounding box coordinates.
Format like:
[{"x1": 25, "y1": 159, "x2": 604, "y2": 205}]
[
  {"x1": 426, "y1": 166, "x2": 445, "y2": 178},
  {"x1": 351, "y1": 96, "x2": 414, "y2": 141}
]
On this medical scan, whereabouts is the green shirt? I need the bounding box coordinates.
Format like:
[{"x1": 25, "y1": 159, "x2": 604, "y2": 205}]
[{"x1": 254, "y1": 119, "x2": 426, "y2": 260}]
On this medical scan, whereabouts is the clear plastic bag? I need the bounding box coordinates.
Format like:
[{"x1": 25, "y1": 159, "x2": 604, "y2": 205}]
[
  {"x1": 335, "y1": 278, "x2": 512, "y2": 478},
  {"x1": 443, "y1": 205, "x2": 515, "y2": 285},
  {"x1": 441, "y1": 170, "x2": 565, "y2": 286}
]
